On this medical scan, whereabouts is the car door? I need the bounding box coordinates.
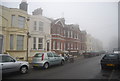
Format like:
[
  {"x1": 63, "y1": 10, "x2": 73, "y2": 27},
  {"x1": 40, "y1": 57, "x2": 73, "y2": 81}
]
[
  {"x1": 56, "y1": 55, "x2": 62, "y2": 64},
  {"x1": 1, "y1": 55, "x2": 20, "y2": 73},
  {"x1": 47, "y1": 52, "x2": 55, "y2": 65},
  {"x1": 53, "y1": 53, "x2": 61, "y2": 64}
]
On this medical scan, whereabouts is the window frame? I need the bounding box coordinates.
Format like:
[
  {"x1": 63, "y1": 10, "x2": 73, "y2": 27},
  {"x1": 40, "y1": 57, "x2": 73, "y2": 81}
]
[
  {"x1": 39, "y1": 21, "x2": 43, "y2": 31},
  {"x1": 10, "y1": 34, "x2": 14, "y2": 50},
  {"x1": 18, "y1": 16, "x2": 25, "y2": 28},
  {"x1": 34, "y1": 21, "x2": 37, "y2": 30},
  {"x1": 11, "y1": 15, "x2": 16, "y2": 27},
  {"x1": 33, "y1": 37, "x2": 36, "y2": 49},
  {"x1": 17, "y1": 35, "x2": 24, "y2": 50},
  {"x1": 38, "y1": 38, "x2": 43, "y2": 49}
]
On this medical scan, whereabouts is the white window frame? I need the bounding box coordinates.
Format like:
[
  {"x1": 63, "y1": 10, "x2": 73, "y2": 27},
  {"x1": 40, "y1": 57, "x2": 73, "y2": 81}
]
[
  {"x1": 64, "y1": 43, "x2": 65, "y2": 51},
  {"x1": 69, "y1": 31, "x2": 71, "y2": 38},
  {"x1": 11, "y1": 15, "x2": 16, "y2": 27},
  {"x1": 68, "y1": 43, "x2": 69, "y2": 49},
  {"x1": 71, "y1": 31, "x2": 73, "y2": 38},
  {"x1": 17, "y1": 35, "x2": 24, "y2": 50},
  {"x1": 77, "y1": 34, "x2": 78, "y2": 39},
  {"x1": 60, "y1": 42, "x2": 62, "y2": 50},
  {"x1": 68, "y1": 31, "x2": 69, "y2": 38},
  {"x1": 64, "y1": 30, "x2": 66, "y2": 37},
  {"x1": 39, "y1": 21, "x2": 43, "y2": 31},
  {"x1": 57, "y1": 42, "x2": 60, "y2": 50},
  {"x1": 33, "y1": 37, "x2": 36, "y2": 49},
  {"x1": 34, "y1": 21, "x2": 37, "y2": 30},
  {"x1": 10, "y1": 34, "x2": 14, "y2": 50},
  {"x1": 38, "y1": 38, "x2": 43, "y2": 49},
  {"x1": 71, "y1": 43, "x2": 73, "y2": 49},
  {"x1": 61, "y1": 42, "x2": 62, "y2": 50},
  {"x1": 18, "y1": 16, "x2": 25, "y2": 28},
  {"x1": 53, "y1": 41, "x2": 56, "y2": 50}
]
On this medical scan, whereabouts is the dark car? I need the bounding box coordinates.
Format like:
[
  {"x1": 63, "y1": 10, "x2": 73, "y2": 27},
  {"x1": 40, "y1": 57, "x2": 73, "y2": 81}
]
[{"x1": 100, "y1": 53, "x2": 120, "y2": 70}]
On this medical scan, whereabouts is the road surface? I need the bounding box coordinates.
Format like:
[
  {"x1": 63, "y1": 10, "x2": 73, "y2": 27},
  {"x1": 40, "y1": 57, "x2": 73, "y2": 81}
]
[{"x1": 2, "y1": 55, "x2": 120, "y2": 80}]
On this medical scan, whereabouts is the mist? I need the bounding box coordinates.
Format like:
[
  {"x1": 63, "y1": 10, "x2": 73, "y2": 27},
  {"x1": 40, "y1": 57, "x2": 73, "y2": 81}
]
[{"x1": 2, "y1": 1, "x2": 118, "y2": 51}]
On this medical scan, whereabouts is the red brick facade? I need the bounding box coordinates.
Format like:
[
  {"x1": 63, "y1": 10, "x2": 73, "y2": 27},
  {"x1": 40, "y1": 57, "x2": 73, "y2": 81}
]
[
  {"x1": 50, "y1": 18, "x2": 87, "y2": 55},
  {"x1": 51, "y1": 19, "x2": 65, "y2": 53}
]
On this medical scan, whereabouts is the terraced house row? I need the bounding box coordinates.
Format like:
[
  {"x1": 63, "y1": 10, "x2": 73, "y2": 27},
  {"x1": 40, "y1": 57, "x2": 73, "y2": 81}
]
[
  {"x1": 0, "y1": 0, "x2": 103, "y2": 61},
  {"x1": 50, "y1": 18, "x2": 87, "y2": 55}
]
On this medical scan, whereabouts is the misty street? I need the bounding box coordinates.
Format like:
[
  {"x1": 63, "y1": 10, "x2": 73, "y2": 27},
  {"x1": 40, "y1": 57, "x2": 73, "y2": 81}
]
[
  {"x1": 0, "y1": 1, "x2": 119, "y2": 81},
  {"x1": 3, "y1": 55, "x2": 120, "y2": 80}
]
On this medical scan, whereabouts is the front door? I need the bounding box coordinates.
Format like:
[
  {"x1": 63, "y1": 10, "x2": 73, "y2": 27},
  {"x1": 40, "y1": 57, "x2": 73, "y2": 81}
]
[{"x1": 47, "y1": 42, "x2": 49, "y2": 51}]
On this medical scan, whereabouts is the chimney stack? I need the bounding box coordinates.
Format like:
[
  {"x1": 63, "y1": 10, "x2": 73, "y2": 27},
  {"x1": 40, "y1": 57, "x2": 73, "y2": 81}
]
[{"x1": 19, "y1": 0, "x2": 28, "y2": 12}]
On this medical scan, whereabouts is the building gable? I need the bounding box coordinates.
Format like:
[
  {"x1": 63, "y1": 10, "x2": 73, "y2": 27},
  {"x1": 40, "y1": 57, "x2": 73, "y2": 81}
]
[{"x1": 55, "y1": 19, "x2": 64, "y2": 27}]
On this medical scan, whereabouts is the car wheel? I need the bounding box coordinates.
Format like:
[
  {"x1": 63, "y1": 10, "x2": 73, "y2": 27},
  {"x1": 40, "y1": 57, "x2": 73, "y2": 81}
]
[
  {"x1": 61, "y1": 60, "x2": 64, "y2": 65},
  {"x1": 20, "y1": 66, "x2": 28, "y2": 74},
  {"x1": 43, "y1": 63, "x2": 49, "y2": 69}
]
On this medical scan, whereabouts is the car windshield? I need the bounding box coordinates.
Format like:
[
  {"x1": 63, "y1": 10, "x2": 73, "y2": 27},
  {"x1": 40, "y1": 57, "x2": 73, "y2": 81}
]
[
  {"x1": 34, "y1": 53, "x2": 43, "y2": 57},
  {"x1": 103, "y1": 54, "x2": 118, "y2": 59}
]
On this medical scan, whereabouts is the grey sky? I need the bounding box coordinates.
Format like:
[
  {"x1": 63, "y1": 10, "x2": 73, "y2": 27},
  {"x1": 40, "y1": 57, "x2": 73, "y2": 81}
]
[{"x1": 1, "y1": 1, "x2": 118, "y2": 50}]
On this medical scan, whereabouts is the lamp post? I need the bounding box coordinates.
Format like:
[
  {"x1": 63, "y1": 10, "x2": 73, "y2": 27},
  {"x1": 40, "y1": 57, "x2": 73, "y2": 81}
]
[
  {"x1": 26, "y1": 17, "x2": 31, "y2": 61},
  {"x1": 26, "y1": 32, "x2": 31, "y2": 61}
]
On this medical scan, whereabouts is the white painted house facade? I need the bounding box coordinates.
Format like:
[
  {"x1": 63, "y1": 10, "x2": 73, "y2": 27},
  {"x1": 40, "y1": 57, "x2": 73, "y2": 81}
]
[{"x1": 28, "y1": 8, "x2": 51, "y2": 57}]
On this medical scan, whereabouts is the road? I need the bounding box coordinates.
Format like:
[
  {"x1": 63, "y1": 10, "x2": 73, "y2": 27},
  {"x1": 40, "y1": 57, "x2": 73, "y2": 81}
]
[{"x1": 2, "y1": 55, "x2": 120, "y2": 80}]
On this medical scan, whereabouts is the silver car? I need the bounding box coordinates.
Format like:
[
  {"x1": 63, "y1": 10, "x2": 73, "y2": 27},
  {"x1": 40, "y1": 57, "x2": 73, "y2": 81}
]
[
  {"x1": 31, "y1": 52, "x2": 65, "y2": 69},
  {"x1": 0, "y1": 54, "x2": 29, "y2": 74}
]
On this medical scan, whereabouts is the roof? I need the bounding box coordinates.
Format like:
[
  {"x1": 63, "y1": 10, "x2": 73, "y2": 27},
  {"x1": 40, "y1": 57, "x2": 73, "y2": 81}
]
[
  {"x1": 49, "y1": 18, "x2": 65, "y2": 27},
  {"x1": 46, "y1": 17, "x2": 55, "y2": 22},
  {"x1": 65, "y1": 24, "x2": 80, "y2": 31}
]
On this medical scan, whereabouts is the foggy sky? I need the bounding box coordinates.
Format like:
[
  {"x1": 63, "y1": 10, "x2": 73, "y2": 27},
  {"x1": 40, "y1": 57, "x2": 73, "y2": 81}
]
[{"x1": 1, "y1": 0, "x2": 118, "y2": 50}]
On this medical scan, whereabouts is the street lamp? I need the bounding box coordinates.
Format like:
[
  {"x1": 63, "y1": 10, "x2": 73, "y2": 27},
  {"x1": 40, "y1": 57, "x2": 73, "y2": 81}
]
[
  {"x1": 26, "y1": 32, "x2": 31, "y2": 61},
  {"x1": 26, "y1": 17, "x2": 31, "y2": 61}
]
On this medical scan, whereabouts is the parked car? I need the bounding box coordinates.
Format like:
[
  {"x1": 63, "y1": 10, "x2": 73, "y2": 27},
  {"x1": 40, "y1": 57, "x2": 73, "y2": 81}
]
[
  {"x1": 31, "y1": 52, "x2": 65, "y2": 69},
  {"x1": 0, "y1": 54, "x2": 29, "y2": 74},
  {"x1": 100, "y1": 53, "x2": 120, "y2": 70}
]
